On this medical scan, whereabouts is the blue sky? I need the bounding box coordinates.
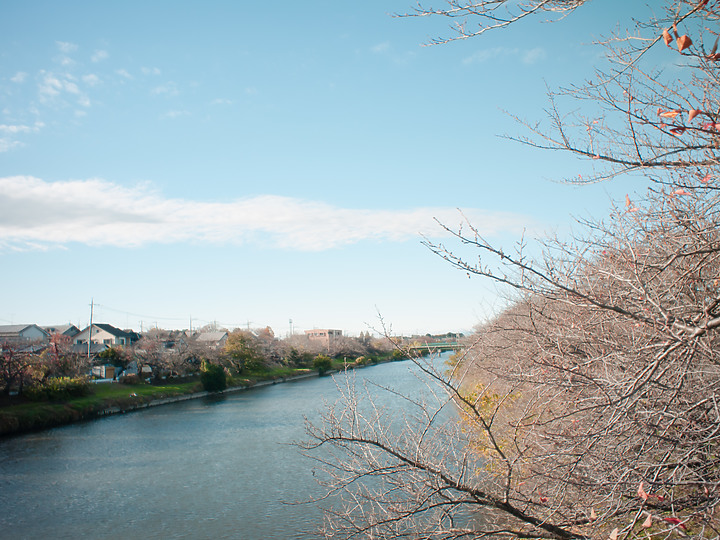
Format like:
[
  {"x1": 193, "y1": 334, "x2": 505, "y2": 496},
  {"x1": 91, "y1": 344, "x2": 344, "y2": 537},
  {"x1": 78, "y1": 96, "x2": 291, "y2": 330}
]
[{"x1": 1, "y1": 0, "x2": 641, "y2": 336}]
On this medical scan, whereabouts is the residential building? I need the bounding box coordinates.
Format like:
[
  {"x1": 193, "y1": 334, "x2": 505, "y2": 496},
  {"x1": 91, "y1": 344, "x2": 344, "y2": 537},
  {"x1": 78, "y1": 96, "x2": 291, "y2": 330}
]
[
  {"x1": 42, "y1": 324, "x2": 80, "y2": 339},
  {"x1": 74, "y1": 323, "x2": 140, "y2": 348},
  {"x1": 195, "y1": 331, "x2": 228, "y2": 349},
  {"x1": 0, "y1": 324, "x2": 50, "y2": 343}
]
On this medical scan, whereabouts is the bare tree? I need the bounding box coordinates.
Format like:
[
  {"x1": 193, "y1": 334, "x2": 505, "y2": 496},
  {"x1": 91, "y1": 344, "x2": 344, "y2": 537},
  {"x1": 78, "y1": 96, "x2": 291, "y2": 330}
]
[
  {"x1": 303, "y1": 1, "x2": 720, "y2": 538},
  {"x1": 0, "y1": 342, "x2": 42, "y2": 396},
  {"x1": 399, "y1": 0, "x2": 588, "y2": 45},
  {"x1": 305, "y1": 186, "x2": 720, "y2": 539}
]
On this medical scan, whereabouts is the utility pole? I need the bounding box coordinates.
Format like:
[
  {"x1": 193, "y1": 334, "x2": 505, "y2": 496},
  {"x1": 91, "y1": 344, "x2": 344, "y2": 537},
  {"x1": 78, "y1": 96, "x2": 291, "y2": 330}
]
[{"x1": 88, "y1": 298, "x2": 94, "y2": 361}]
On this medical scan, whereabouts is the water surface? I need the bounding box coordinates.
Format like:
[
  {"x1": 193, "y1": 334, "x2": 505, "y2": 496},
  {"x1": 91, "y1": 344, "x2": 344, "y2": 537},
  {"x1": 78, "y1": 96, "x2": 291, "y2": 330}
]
[{"x1": 1, "y1": 356, "x2": 452, "y2": 539}]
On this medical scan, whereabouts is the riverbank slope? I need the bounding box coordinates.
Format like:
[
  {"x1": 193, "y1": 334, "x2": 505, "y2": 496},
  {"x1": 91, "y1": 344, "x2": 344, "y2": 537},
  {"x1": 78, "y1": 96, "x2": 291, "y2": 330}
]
[{"x1": 0, "y1": 370, "x2": 321, "y2": 437}]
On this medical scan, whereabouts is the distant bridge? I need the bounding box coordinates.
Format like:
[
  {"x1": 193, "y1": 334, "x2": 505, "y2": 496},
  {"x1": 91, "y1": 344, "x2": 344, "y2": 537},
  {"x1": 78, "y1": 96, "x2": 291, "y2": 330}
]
[{"x1": 406, "y1": 342, "x2": 463, "y2": 352}]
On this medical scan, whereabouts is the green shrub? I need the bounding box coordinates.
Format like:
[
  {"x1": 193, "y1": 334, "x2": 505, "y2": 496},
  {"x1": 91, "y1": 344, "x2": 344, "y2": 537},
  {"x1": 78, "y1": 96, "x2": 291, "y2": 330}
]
[
  {"x1": 200, "y1": 361, "x2": 227, "y2": 392},
  {"x1": 313, "y1": 355, "x2": 333, "y2": 376},
  {"x1": 25, "y1": 377, "x2": 92, "y2": 401}
]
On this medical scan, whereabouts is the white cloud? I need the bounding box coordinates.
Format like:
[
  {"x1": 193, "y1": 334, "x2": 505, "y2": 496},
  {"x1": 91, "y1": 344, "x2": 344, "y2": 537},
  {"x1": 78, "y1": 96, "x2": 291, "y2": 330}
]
[
  {"x1": 211, "y1": 98, "x2": 233, "y2": 105},
  {"x1": 0, "y1": 122, "x2": 44, "y2": 151},
  {"x1": 38, "y1": 73, "x2": 63, "y2": 98},
  {"x1": 82, "y1": 74, "x2": 100, "y2": 86},
  {"x1": 11, "y1": 72, "x2": 27, "y2": 83},
  {"x1": 56, "y1": 41, "x2": 78, "y2": 54},
  {"x1": 152, "y1": 82, "x2": 179, "y2": 96},
  {"x1": 0, "y1": 124, "x2": 33, "y2": 134},
  {"x1": 162, "y1": 109, "x2": 189, "y2": 119},
  {"x1": 116, "y1": 69, "x2": 133, "y2": 79},
  {"x1": 0, "y1": 139, "x2": 22, "y2": 152},
  {"x1": 371, "y1": 42, "x2": 390, "y2": 54},
  {"x1": 522, "y1": 47, "x2": 547, "y2": 64},
  {"x1": 141, "y1": 67, "x2": 161, "y2": 75},
  {"x1": 91, "y1": 50, "x2": 108, "y2": 63},
  {"x1": 0, "y1": 176, "x2": 533, "y2": 251},
  {"x1": 463, "y1": 46, "x2": 547, "y2": 65},
  {"x1": 37, "y1": 71, "x2": 90, "y2": 108}
]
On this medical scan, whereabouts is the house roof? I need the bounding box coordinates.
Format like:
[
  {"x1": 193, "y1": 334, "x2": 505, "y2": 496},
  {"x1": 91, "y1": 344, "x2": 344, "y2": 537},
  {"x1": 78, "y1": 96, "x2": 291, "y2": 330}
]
[
  {"x1": 87, "y1": 324, "x2": 139, "y2": 340},
  {"x1": 0, "y1": 324, "x2": 33, "y2": 333},
  {"x1": 93, "y1": 323, "x2": 131, "y2": 337},
  {"x1": 42, "y1": 324, "x2": 80, "y2": 336},
  {"x1": 0, "y1": 324, "x2": 49, "y2": 339},
  {"x1": 196, "y1": 331, "x2": 228, "y2": 342}
]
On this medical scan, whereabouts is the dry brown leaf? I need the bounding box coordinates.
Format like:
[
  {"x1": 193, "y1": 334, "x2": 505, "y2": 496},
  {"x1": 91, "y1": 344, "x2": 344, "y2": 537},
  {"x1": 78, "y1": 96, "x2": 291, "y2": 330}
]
[
  {"x1": 677, "y1": 35, "x2": 693, "y2": 52},
  {"x1": 663, "y1": 28, "x2": 673, "y2": 46}
]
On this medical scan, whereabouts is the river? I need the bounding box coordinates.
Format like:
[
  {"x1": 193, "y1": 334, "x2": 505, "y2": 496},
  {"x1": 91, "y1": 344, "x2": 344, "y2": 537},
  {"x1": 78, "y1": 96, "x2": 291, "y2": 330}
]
[{"x1": 0, "y1": 354, "x2": 454, "y2": 539}]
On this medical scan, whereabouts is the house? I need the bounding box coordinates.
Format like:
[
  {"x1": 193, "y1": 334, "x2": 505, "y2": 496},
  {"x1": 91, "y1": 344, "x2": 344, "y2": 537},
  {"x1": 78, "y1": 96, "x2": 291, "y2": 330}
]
[
  {"x1": 195, "y1": 331, "x2": 228, "y2": 349},
  {"x1": 0, "y1": 324, "x2": 50, "y2": 344},
  {"x1": 141, "y1": 329, "x2": 188, "y2": 351},
  {"x1": 42, "y1": 324, "x2": 80, "y2": 339},
  {"x1": 74, "y1": 323, "x2": 140, "y2": 348},
  {"x1": 305, "y1": 329, "x2": 342, "y2": 348}
]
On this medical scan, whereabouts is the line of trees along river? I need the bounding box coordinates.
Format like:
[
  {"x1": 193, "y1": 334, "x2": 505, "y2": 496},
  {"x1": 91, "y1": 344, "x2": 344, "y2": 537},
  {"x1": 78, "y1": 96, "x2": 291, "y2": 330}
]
[{"x1": 0, "y1": 353, "x2": 454, "y2": 539}]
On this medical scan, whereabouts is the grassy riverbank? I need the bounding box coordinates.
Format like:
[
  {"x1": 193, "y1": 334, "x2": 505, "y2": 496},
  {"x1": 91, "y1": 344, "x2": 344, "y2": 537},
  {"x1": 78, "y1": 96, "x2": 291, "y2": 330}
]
[
  {"x1": 0, "y1": 367, "x2": 315, "y2": 437},
  {"x1": 0, "y1": 353, "x2": 404, "y2": 438}
]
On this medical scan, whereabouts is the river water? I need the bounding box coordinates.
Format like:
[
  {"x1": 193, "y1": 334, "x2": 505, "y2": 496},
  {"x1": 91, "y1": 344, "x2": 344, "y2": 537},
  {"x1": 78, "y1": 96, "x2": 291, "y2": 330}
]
[{"x1": 0, "y1": 355, "x2": 453, "y2": 539}]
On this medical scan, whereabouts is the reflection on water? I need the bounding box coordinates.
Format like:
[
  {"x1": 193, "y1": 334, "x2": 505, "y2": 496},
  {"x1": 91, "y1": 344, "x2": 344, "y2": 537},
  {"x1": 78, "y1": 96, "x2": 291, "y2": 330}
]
[{"x1": 0, "y1": 355, "x2": 453, "y2": 539}]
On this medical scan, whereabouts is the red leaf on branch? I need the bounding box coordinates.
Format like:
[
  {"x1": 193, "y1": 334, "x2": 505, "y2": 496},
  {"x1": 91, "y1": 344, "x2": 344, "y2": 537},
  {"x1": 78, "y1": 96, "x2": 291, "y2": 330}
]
[
  {"x1": 638, "y1": 481, "x2": 649, "y2": 500},
  {"x1": 659, "y1": 110, "x2": 681, "y2": 119},
  {"x1": 642, "y1": 514, "x2": 653, "y2": 528},
  {"x1": 672, "y1": 188, "x2": 691, "y2": 196},
  {"x1": 669, "y1": 127, "x2": 686, "y2": 135},
  {"x1": 701, "y1": 173, "x2": 713, "y2": 183},
  {"x1": 688, "y1": 109, "x2": 701, "y2": 121},
  {"x1": 677, "y1": 35, "x2": 693, "y2": 52}
]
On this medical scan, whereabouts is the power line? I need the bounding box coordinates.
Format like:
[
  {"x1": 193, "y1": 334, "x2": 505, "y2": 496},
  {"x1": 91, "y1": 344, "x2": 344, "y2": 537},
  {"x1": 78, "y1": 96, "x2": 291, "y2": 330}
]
[{"x1": 94, "y1": 303, "x2": 188, "y2": 322}]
